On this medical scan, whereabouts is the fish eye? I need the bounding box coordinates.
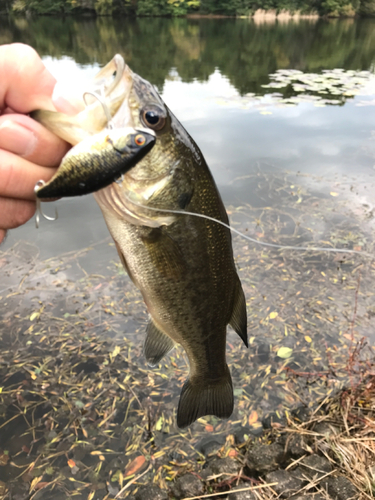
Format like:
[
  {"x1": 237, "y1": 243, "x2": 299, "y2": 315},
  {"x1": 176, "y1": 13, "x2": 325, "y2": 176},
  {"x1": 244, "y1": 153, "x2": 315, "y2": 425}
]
[
  {"x1": 141, "y1": 106, "x2": 166, "y2": 131},
  {"x1": 134, "y1": 134, "x2": 146, "y2": 146}
]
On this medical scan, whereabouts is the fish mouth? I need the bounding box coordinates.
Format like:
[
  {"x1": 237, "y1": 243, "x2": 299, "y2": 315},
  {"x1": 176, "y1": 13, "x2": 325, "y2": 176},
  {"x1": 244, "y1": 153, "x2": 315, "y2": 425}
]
[
  {"x1": 92, "y1": 54, "x2": 136, "y2": 131},
  {"x1": 31, "y1": 55, "x2": 156, "y2": 199}
]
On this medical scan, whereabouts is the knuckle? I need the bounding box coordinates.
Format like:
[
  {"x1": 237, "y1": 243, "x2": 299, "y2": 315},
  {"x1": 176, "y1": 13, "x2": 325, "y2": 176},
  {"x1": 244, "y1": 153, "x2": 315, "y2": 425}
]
[
  {"x1": 8, "y1": 43, "x2": 39, "y2": 63},
  {"x1": 0, "y1": 160, "x2": 15, "y2": 197}
]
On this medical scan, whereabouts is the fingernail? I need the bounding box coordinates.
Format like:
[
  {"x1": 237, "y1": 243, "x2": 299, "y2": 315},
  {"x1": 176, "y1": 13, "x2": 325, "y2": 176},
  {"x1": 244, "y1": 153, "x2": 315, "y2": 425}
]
[{"x1": 0, "y1": 120, "x2": 37, "y2": 157}]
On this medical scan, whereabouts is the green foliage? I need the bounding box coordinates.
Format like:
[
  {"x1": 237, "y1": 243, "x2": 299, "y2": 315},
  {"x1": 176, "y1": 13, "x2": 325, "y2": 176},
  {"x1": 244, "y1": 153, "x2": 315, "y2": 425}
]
[
  {"x1": 359, "y1": 0, "x2": 375, "y2": 14},
  {"x1": 2, "y1": 0, "x2": 374, "y2": 16},
  {"x1": 320, "y1": 0, "x2": 356, "y2": 16},
  {"x1": 135, "y1": 0, "x2": 198, "y2": 16},
  {"x1": 12, "y1": 0, "x2": 73, "y2": 13},
  {"x1": 95, "y1": 0, "x2": 113, "y2": 14},
  {"x1": 136, "y1": 0, "x2": 171, "y2": 15}
]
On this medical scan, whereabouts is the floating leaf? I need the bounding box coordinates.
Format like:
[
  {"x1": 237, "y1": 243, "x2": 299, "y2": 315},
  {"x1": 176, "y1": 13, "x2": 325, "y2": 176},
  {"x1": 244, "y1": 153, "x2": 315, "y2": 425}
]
[
  {"x1": 67, "y1": 459, "x2": 76, "y2": 468},
  {"x1": 330, "y1": 192, "x2": 339, "y2": 196},
  {"x1": 269, "y1": 311, "x2": 278, "y2": 320},
  {"x1": 305, "y1": 335, "x2": 312, "y2": 343},
  {"x1": 205, "y1": 424, "x2": 214, "y2": 432},
  {"x1": 277, "y1": 347, "x2": 293, "y2": 358}
]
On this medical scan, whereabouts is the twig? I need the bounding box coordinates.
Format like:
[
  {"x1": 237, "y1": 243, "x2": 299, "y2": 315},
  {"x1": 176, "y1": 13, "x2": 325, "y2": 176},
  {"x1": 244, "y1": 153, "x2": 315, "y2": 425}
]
[
  {"x1": 181, "y1": 482, "x2": 278, "y2": 500},
  {"x1": 115, "y1": 462, "x2": 152, "y2": 498}
]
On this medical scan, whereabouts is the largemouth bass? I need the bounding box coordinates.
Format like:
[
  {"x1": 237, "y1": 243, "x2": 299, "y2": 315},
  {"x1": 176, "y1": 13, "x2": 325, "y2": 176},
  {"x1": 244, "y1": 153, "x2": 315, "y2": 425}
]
[{"x1": 33, "y1": 55, "x2": 248, "y2": 428}]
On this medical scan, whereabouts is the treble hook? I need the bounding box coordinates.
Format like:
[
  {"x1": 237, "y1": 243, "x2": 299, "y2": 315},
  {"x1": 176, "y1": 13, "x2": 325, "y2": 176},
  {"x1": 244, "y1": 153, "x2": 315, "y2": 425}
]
[
  {"x1": 83, "y1": 91, "x2": 113, "y2": 129},
  {"x1": 34, "y1": 180, "x2": 58, "y2": 228}
]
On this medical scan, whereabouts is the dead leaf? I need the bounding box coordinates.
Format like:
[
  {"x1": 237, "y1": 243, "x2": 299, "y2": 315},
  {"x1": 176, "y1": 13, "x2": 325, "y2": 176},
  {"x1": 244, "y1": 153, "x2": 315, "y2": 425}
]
[
  {"x1": 124, "y1": 455, "x2": 146, "y2": 477},
  {"x1": 248, "y1": 410, "x2": 258, "y2": 425},
  {"x1": 228, "y1": 449, "x2": 238, "y2": 457},
  {"x1": 34, "y1": 482, "x2": 49, "y2": 491}
]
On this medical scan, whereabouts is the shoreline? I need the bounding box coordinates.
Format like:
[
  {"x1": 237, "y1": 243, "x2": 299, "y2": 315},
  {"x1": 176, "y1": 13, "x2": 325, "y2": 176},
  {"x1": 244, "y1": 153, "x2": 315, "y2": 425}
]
[{"x1": 1, "y1": 10, "x2": 371, "y2": 19}]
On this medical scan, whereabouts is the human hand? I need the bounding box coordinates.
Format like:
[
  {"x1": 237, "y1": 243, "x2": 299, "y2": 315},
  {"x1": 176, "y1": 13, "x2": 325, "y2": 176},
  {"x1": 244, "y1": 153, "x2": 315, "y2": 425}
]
[{"x1": 0, "y1": 43, "x2": 73, "y2": 245}]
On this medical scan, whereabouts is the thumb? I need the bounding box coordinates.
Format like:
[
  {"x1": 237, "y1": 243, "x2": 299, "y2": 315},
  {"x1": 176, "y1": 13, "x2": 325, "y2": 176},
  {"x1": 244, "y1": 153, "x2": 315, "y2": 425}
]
[{"x1": 0, "y1": 44, "x2": 56, "y2": 113}]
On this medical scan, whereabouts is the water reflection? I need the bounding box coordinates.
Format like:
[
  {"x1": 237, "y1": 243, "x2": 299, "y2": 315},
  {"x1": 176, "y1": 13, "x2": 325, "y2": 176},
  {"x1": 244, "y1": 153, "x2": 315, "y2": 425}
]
[
  {"x1": 0, "y1": 16, "x2": 375, "y2": 500},
  {"x1": 1, "y1": 17, "x2": 375, "y2": 95}
]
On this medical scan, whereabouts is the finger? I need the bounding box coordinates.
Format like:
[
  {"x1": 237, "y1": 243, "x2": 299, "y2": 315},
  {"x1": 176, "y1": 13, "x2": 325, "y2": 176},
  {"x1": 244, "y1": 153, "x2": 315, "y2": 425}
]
[
  {"x1": 0, "y1": 114, "x2": 70, "y2": 167},
  {"x1": 52, "y1": 80, "x2": 85, "y2": 115},
  {"x1": 0, "y1": 229, "x2": 6, "y2": 245},
  {"x1": 0, "y1": 44, "x2": 57, "y2": 113},
  {"x1": 0, "y1": 197, "x2": 36, "y2": 230},
  {"x1": 0, "y1": 149, "x2": 57, "y2": 201}
]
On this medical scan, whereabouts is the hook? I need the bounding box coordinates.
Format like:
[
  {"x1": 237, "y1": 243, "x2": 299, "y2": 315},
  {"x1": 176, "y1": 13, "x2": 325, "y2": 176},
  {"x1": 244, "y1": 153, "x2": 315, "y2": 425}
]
[{"x1": 34, "y1": 180, "x2": 58, "y2": 228}]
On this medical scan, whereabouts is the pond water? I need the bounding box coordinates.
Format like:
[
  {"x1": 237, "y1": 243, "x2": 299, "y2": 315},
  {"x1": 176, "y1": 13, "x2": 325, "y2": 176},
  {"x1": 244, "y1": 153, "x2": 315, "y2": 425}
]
[{"x1": 0, "y1": 16, "x2": 375, "y2": 499}]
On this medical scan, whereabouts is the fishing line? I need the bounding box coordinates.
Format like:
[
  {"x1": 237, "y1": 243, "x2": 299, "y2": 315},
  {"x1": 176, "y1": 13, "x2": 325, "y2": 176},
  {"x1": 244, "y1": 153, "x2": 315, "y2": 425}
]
[
  {"x1": 83, "y1": 91, "x2": 114, "y2": 128},
  {"x1": 123, "y1": 193, "x2": 371, "y2": 258}
]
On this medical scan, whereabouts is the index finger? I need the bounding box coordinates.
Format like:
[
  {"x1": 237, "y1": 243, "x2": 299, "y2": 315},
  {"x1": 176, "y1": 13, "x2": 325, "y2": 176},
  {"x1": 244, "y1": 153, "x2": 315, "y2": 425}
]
[{"x1": 0, "y1": 43, "x2": 56, "y2": 113}]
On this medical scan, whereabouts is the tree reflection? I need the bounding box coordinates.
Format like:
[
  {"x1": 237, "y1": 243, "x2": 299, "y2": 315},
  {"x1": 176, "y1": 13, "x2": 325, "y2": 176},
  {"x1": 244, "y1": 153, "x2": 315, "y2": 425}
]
[{"x1": 1, "y1": 17, "x2": 374, "y2": 96}]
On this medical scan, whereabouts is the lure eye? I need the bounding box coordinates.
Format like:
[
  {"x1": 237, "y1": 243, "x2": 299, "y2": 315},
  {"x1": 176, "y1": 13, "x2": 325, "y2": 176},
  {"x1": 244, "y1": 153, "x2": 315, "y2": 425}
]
[
  {"x1": 141, "y1": 106, "x2": 166, "y2": 131},
  {"x1": 134, "y1": 134, "x2": 146, "y2": 146}
]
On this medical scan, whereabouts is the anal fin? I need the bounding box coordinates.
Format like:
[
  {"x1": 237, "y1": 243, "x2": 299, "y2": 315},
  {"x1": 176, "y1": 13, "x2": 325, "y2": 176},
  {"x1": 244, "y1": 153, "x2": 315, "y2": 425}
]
[
  {"x1": 144, "y1": 319, "x2": 175, "y2": 367},
  {"x1": 229, "y1": 280, "x2": 248, "y2": 348},
  {"x1": 177, "y1": 365, "x2": 233, "y2": 428}
]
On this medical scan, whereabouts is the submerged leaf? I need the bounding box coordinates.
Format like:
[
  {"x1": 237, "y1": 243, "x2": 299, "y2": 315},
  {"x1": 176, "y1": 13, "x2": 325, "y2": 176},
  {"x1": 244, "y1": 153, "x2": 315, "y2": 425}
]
[
  {"x1": 124, "y1": 455, "x2": 146, "y2": 477},
  {"x1": 277, "y1": 347, "x2": 293, "y2": 358}
]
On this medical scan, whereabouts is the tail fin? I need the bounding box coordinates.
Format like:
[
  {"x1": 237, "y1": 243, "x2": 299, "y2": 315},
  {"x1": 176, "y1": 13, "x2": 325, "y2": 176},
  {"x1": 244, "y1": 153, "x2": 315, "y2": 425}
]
[{"x1": 177, "y1": 366, "x2": 233, "y2": 428}]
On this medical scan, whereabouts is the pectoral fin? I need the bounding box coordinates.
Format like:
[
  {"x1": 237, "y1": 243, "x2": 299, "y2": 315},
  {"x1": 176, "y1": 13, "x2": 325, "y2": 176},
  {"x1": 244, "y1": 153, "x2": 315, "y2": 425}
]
[
  {"x1": 229, "y1": 280, "x2": 248, "y2": 348},
  {"x1": 141, "y1": 228, "x2": 186, "y2": 280},
  {"x1": 144, "y1": 319, "x2": 175, "y2": 366},
  {"x1": 113, "y1": 241, "x2": 138, "y2": 286}
]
